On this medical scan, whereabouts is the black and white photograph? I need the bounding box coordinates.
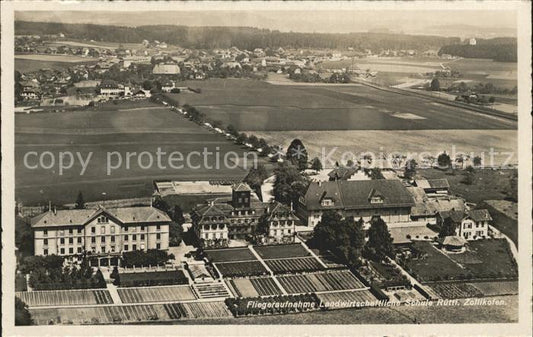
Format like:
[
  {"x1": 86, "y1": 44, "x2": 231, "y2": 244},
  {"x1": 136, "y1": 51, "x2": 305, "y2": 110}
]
[{"x1": 1, "y1": 1, "x2": 531, "y2": 335}]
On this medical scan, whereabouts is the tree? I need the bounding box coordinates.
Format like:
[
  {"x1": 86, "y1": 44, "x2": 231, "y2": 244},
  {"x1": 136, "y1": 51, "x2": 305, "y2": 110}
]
[
  {"x1": 403, "y1": 159, "x2": 418, "y2": 180},
  {"x1": 172, "y1": 205, "x2": 185, "y2": 225},
  {"x1": 244, "y1": 164, "x2": 268, "y2": 192},
  {"x1": 75, "y1": 191, "x2": 85, "y2": 209},
  {"x1": 488, "y1": 96, "x2": 495, "y2": 104},
  {"x1": 365, "y1": 216, "x2": 394, "y2": 260},
  {"x1": 15, "y1": 298, "x2": 32, "y2": 326},
  {"x1": 439, "y1": 217, "x2": 457, "y2": 238},
  {"x1": 430, "y1": 78, "x2": 440, "y2": 91},
  {"x1": 142, "y1": 80, "x2": 153, "y2": 90},
  {"x1": 473, "y1": 156, "x2": 482, "y2": 167},
  {"x1": 169, "y1": 221, "x2": 183, "y2": 246},
  {"x1": 273, "y1": 162, "x2": 308, "y2": 205},
  {"x1": 226, "y1": 124, "x2": 239, "y2": 137},
  {"x1": 310, "y1": 157, "x2": 323, "y2": 171},
  {"x1": 367, "y1": 167, "x2": 384, "y2": 180},
  {"x1": 152, "y1": 196, "x2": 170, "y2": 214},
  {"x1": 236, "y1": 133, "x2": 248, "y2": 145},
  {"x1": 286, "y1": 138, "x2": 308, "y2": 170},
  {"x1": 437, "y1": 152, "x2": 452, "y2": 169}
]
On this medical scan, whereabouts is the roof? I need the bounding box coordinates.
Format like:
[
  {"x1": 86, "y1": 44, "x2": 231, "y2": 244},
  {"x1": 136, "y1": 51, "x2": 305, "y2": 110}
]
[
  {"x1": 233, "y1": 182, "x2": 252, "y2": 192},
  {"x1": 328, "y1": 167, "x2": 357, "y2": 180},
  {"x1": 389, "y1": 225, "x2": 438, "y2": 244},
  {"x1": 442, "y1": 235, "x2": 467, "y2": 247},
  {"x1": 304, "y1": 180, "x2": 415, "y2": 211},
  {"x1": 266, "y1": 201, "x2": 299, "y2": 221},
  {"x1": 152, "y1": 64, "x2": 181, "y2": 74},
  {"x1": 31, "y1": 206, "x2": 171, "y2": 228},
  {"x1": 415, "y1": 179, "x2": 450, "y2": 190},
  {"x1": 438, "y1": 210, "x2": 465, "y2": 223},
  {"x1": 100, "y1": 79, "x2": 119, "y2": 89},
  {"x1": 468, "y1": 209, "x2": 492, "y2": 222},
  {"x1": 439, "y1": 209, "x2": 492, "y2": 223}
]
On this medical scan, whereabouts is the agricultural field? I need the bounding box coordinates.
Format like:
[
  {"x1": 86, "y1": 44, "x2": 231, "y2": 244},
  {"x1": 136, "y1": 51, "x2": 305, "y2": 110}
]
[
  {"x1": 265, "y1": 257, "x2": 326, "y2": 275},
  {"x1": 250, "y1": 129, "x2": 517, "y2": 168},
  {"x1": 403, "y1": 240, "x2": 517, "y2": 283},
  {"x1": 316, "y1": 290, "x2": 377, "y2": 309},
  {"x1": 214, "y1": 261, "x2": 269, "y2": 278},
  {"x1": 428, "y1": 282, "x2": 484, "y2": 299},
  {"x1": 468, "y1": 281, "x2": 518, "y2": 297},
  {"x1": 15, "y1": 54, "x2": 98, "y2": 72},
  {"x1": 15, "y1": 104, "x2": 251, "y2": 204},
  {"x1": 226, "y1": 277, "x2": 283, "y2": 297},
  {"x1": 16, "y1": 289, "x2": 112, "y2": 307},
  {"x1": 117, "y1": 285, "x2": 197, "y2": 303},
  {"x1": 177, "y1": 301, "x2": 233, "y2": 319},
  {"x1": 277, "y1": 270, "x2": 366, "y2": 294},
  {"x1": 166, "y1": 78, "x2": 516, "y2": 131},
  {"x1": 253, "y1": 244, "x2": 310, "y2": 259},
  {"x1": 205, "y1": 247, "x2": 257, "y2": 262},
  {"x1": 445, "y1": 239, "x2": 518, "y2": 279}
]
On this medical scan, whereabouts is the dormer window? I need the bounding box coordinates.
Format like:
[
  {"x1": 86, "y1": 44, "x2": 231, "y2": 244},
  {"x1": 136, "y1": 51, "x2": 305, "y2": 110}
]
[
  {"x1": 97, "y1": 216, "x2": 108, "y2": 223},
  {"x1": 321, "y1": 198, "x2": 334, "y2": 207},
  {"x1": 370, "y1": 196, "x2": 384, "y2": 204}
]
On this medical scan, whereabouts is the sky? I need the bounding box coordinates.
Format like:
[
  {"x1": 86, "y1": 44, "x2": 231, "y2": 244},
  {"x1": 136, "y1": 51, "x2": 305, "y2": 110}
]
[{"x1": 16, "y1": 10, "x2": 517, "y2": 37}]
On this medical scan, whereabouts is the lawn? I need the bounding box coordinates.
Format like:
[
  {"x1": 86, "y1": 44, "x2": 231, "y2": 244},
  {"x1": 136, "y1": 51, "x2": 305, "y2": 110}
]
[
  {"x1": 15, "y1": 54, "x2": 98, "y2": 72},
  {"x1": 165, "y1": 78, "x2": 516, "y2": 131},
  {"x1": 253, "y1": 244, "x2": 310, "y2": 259},
  {"x1": 15, "y1": 104, "x2": 251, "y2": 204},
  {"x1": 205, "y1": 248, "x2": 257, "y2": 262}
]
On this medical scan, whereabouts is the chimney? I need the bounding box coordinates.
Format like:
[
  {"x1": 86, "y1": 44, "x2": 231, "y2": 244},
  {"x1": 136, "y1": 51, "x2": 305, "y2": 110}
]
[
  {"x1": 290, "y1": 201, "x2": 293, "y2": 212},
  {"x1": 53, "y1": 206, "x2": 57, "y2": 215},
  {"x1": 48, "y1": 200, "x2": 52, "y2": 212}
]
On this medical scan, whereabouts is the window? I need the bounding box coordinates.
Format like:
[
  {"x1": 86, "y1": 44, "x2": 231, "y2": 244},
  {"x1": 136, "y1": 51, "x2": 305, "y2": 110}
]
[
  {"x1": 141, "y1": 226, "x2": 145, "y2": 231},
  {"x1": 69, "y1": 247, "x2": 74, "y2": 254},
  {"x1": 132, "y1": 244, "x2": 137, "y2": 250},
  {"x1": 77, "y1": 237, "x2": 82, "y2": 243},
  {"x1": 132, "y1": 234, "x2": 137, "y2": 240},
  {"x1": 124, "y1": 227, "x2": 128, "y2": 232},
  {"x1": 124, "y1": 245, "x2": 129, "y2": 251},
  {"x1": 91, "y1": 237, "x2": 96, "y2": 243},
  {"x1": 69, "y1": 238, "x2": 73, "y2": 244},
  {"x1": 101, "y1": 226, "x2": 106, "y2": 235},
  {"x1": 140, "y1": 234, "x2": 145, "y2": 240},
  {"x1": 69, "y1": 228, "x2": 73, "y2": 235},
  {"x1": 101, "y1": 237, "x2": 106, "y2": 243},
  {"x1": 111, "y1": 226, "x2": 115, "y2": 234},
  {"x1": 43, "y1": 249, "x2": 48, "y2": 255},
  {"x1": 101, "y1": 246, "x2": 106, "y2": 253},
  {"x1": 124, "y1": 235, "x2": 129, "y2": 241},
  {"x1": 43, "y1": 229, "x2": 48, "y2": 236},
  {"x1": 60, "y1": 248, "x2": 65, "y2": 255},
  {"x1": 60, "y1": 238, "x2": 65, "y2": 244},
  {"x1": 98, "y1": 216, "x2": 108, "y2": 223},
  {"x1": 91, "y1": 227, "x2": 96, "y2": 234},
  {"x1": 156, "y1": 225, "x2": 161, "y2": 231},
  {"x1": 156, "y1": 243, "x2": 161, "y2": 249},
  {"x1": 59, "y1": 230, "x2": 65, "y2": 236},
  {"x1": 77, "y1": 247, "x2": 82, "y2": 253},
  {"x1": 156, "y1": 233, "x2": 161, "y2": 240},
  {"x1": 78, "y1": 228, "x2": 82, "y2": 234},
  {"x1": 111, "y1": 236, "x2": 115, "y2": 243},
  {"x1": 111, "y1": 246, "x2": 115, "y2": 253}
]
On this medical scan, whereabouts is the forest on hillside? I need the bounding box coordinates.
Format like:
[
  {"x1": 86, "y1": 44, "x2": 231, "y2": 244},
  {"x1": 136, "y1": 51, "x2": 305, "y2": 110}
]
[
  {"x1": 15, "y1": 21, "x2": 460, "y2": 51},
  {"x1": 439, "y1": 38, "x2": 517, "y2": 62}
]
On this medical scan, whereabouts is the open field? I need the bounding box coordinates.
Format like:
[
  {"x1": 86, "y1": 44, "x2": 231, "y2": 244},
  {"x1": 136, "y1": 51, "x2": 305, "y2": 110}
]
[
  {"x1": 15, "y1": 104, "x2": 250, "y2": 204},
  {"x1": 469, "y1": 281, "x2": 518, "y2": 296},
  {"x1": 278, "y1": 270, "x2": 366, "y2": 294},
  {"x1": 166, "y1": 78, "x2": 516, "y2": 131},
  {"x1": 117, "y1": 286, "x2": 197, "y2": 303},
  {"x1": 205, "y1": 248, "x2": 257, "y2": 262},
  {"x1": 253, "y1": 244, "x2": 310, "y2": 259},
  {"x1": 15, "y1": 54, "x2": 98, "y2": 72},
  {"x1": 404, "y1": 240, "x2": 517, "y2": 283},
  {"x1": 16, "y1": 289, "x2": 112, "y2": 307},
  {"x1": 250, "y1": 130, "x2": 517, "y2": 167}
]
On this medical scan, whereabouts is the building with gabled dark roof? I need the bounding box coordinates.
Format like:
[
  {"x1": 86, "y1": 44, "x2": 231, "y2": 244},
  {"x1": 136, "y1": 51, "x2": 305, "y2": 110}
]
[
  {"x1": 191, "y1": 183, "x2": 298, "y2": 247},
  {"x1": 436, "y1": 209, "x2": 492, "y2": 240},
  {"x1": 31, "y1": 206, "x2": 171, "y2": 265},
  {"x1": 297, "y1": 180, "x2": 415, "y2": 227}
]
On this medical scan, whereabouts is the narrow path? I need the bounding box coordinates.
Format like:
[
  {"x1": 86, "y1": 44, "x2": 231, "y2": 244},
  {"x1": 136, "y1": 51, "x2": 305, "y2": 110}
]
[
  {"x1": 299, "y1": 240, "x2": 329, "y2": 269},
  {"x1": 247, "y1": 245, "x2": 288, "y2": 295},
  {"x1": 387, "y1": 257, "x2": 440, "y2": 300}
]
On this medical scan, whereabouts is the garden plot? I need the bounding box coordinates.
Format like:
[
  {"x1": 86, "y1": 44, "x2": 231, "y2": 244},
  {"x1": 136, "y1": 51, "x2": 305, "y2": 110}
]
[
  {"x1": 265, "y1": 257, "x2": 325, "y2": 275},
  {"x1": 278, "y1": 270, "x2": 366, "y2": 294},
  {"x1": 428, "y1": 283, "x2": 483, "y2": 299},
  {"x1": 253, "y1": 244, "x2": 310, "y2": 259},
  {"x1": 117, "y1": 285, "x2": 197, "y2": 303},
  {"x1": 178, "y1": 301, "x2": 233, "y2": 319},
  {"x1": 214, "y1": 261, "x2": 269, "y2": 278},
  {"x1": 16, "y1": 289, "x2": 113, "y2": 307},
  {"x1": 205, "y1": 247, "x2": 257, "y2": 262},
  {"x1": 227, "y1": 277, "x2": 283, "y2": 297}
]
